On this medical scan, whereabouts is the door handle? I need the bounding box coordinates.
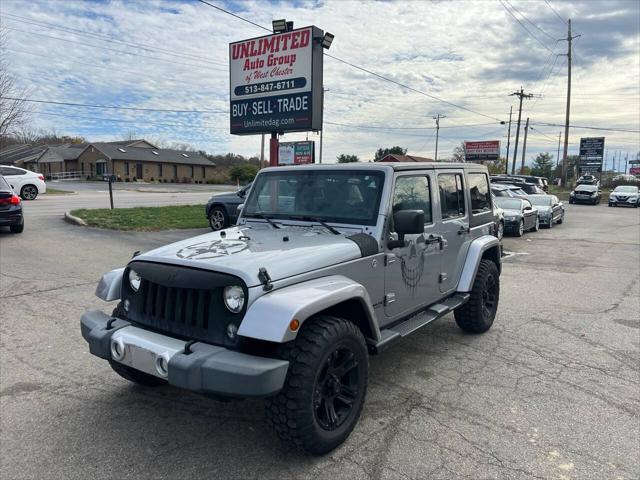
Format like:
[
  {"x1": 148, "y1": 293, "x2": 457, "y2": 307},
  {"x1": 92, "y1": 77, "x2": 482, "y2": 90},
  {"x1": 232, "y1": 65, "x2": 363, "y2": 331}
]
[
  {"x1": 457, "y1": 225, "x2": 470, "y2": 235},
  {"x1": 426, "y1": 234, "x2": 446, "y2": 249}
]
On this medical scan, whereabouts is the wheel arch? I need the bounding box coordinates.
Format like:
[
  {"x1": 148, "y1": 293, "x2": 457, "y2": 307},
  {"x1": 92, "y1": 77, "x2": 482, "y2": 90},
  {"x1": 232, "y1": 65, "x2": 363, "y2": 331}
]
[
  {"x1": 457, "y1": 235, "x2": 501, "y2": 293},
  {"x1": 238, "y1": 275, "x2": 381, "y2": 344},
  {"x1": 207, "y1": 202, "x2": 230, "y2": 217}
]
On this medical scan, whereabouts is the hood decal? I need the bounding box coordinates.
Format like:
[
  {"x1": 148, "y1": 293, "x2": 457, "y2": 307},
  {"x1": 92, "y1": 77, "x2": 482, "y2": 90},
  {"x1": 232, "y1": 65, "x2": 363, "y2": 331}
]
[{"x1": 176, "y1": 239, "x2": 250, "y2": 260}]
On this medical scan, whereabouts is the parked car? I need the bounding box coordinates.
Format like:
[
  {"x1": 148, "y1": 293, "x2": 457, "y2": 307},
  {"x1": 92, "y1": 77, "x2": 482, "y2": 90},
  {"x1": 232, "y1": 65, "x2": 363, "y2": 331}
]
[
  {"x1": 576, "y1": 174, "x2": 599, "y2": 186},
  {"x1": 526, "y1": 194, "x2": 564, "y2": 228},
  {"x1": 494, "y1": 197, "x2": 539, "y2": 236},
  {"x1": 491, "y1": 177, "x2": 543, "y2": 194},
  {"x1": 491, "y1": 184, "x2": 517, "y2": 198},
  {"x1": 492, "y1": 175, "x2": 548, "y2": 192},
  {"x1": 82, "y1": 162, "x2": 502, "y2": 454},
  {"x1": 501, "y1": 184, "x2": 528, "y2": 196},
  {"x1": 0, "y1": 175, "x2": 24, "y2": 233},
  {"x1": 205, "y1": 182, "x2": 252, "y2": 230},
  {"x1": 492, "y1": 193, "x2": 505, "y2": 240},
  {"x1": 608, "y1": 185, "x2": 639, "y2": 208},
  {"x1": 569, "y1": 184, "x2": 601, "y2": 204},
  {"x1": 0, "y1": 165, "x2": 46, "y2": 200}
]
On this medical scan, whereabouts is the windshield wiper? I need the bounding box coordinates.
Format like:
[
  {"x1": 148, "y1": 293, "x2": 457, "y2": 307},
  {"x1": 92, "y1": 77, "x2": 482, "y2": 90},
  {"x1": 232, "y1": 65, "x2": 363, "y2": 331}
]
[
  {"x1": 288, "y1": 215, "x2": 341, "y2": 235},
  {"x1": 245, "y1": 212, "x2": 280, "y2": 229}
]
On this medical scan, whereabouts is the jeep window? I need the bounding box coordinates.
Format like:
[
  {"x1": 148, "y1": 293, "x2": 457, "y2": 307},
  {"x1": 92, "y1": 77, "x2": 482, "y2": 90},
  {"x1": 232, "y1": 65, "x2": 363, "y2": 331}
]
[
  {"x1": 468, "y1": 173, "x2": 491, "y2": 214},
  {"x1": 392, "y1": 176, "x2": 432, "y2": 224},
  {"x1": 438, "y1": 173, "x2": 465, "y2": 219},
  {"x1": 243, "y1": 170, "x2": 385, "y2": 226}
]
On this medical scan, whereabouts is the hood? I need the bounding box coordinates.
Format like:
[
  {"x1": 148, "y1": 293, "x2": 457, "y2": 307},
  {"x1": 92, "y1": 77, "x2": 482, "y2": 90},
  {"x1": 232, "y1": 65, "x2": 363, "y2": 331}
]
[
  {"x1": 134, "y1": 224, "x2": 366, "y2": 287},
  {"x1": 501, "y1": 208, "x2": 522, "y2": 216}
]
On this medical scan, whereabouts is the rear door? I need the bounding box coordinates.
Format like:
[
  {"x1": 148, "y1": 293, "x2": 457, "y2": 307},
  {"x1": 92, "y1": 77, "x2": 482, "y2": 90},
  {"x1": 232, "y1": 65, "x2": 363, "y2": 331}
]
[{"x1": 437, "y1": 170, "x2": 469, "y2": 293}]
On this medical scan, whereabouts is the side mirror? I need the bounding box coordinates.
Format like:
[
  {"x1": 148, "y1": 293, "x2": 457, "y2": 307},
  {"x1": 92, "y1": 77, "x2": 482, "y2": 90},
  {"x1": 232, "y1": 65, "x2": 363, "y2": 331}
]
[
  {"x1": 388, "y1": 210, "x2": 424, "y2": 249},
  {"x1": 236, "y1": 203, "x2": 244, "y2": 215},
  {"x1": 524, "y1": 205, "x2": 532, "y2": 211}
]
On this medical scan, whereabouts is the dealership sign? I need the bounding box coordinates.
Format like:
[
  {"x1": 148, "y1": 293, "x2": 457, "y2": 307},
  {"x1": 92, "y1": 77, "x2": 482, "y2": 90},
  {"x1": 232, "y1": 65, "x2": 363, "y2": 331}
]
[
  {"x1": 464, "y1": 140, "x2": 500, "y2": 162},
  {"x1": 229, "y1": 26, "x2": 324, "y2": 135},
  {"x1": 278, "y1": 141, "x2": 315, "y2": 165},
  {"x1": 579, "y1": 137, "x2": 605, "y2": 174}
]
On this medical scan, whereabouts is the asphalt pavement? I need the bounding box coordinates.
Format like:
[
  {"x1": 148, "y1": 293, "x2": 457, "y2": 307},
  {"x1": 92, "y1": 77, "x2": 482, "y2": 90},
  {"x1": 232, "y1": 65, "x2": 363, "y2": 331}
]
[{"x1": 0, "y1": 201, "x2": 638, "y2": 479}]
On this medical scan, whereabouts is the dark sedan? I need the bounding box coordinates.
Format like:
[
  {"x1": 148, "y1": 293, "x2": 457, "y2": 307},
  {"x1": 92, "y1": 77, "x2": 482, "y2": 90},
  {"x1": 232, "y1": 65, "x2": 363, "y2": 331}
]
[
  {"x1": 526, "y1": 194, "x2": 564, "y2": 228},
  {"x1": 205, "y1": 182, "x2": 252, "y2": 230},
  {"x1": 494, "y1": 197, "x2": 539, "y2": 237},
  {"x1": 569, "y1": 184, "x2": 601, "y2": 205},
  {"x1": 0, "y1": 175, "x2": 24, "y2": 233}
]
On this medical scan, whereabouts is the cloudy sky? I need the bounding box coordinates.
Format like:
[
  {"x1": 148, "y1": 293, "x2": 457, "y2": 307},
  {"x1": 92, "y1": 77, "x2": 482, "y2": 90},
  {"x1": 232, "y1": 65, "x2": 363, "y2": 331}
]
[{"x1": 1, "y1": 0, "x2": 639, "y2": 168}]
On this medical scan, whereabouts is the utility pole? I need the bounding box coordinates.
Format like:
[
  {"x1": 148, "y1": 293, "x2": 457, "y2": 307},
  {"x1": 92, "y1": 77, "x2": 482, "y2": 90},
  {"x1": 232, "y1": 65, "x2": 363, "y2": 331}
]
[
  {"x1": 260, "y1": 134, "x2": 265, "y2": 169},
  {"x1": 319, "y1": 87, "x2": 328, "y2": 163},
  {"x1": 556, "y1": 131, "x2": 562, "y2": 170},
  {"x1": 505, "y1": 106, "x2": 513, "y2": 174},
  {"x1": 509, "y1": 88, "x2": 534, "y2": 174},
  {"x1": 560, "y1": 19, "x2": 580, "y2": 186},
  {"x1": 433, "y1": 114, "x2": 446, "y2": 161},
  {"x1": 624, "y1": 153, "x2": 628, "y2": 175},
  {"x1": 520, "y1": 117, "x2": 530, "y2": 174}
]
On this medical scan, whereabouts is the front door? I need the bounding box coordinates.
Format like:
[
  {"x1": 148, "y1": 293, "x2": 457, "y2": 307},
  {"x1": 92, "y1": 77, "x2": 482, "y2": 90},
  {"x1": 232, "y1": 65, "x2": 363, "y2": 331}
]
[
  {"x1": 384, "y1": 173, "x2": 444, "y2": 320},
  {"x1": 136, "y1": 163, "x2": 143, "y2": 179},
  {"x1": 436, "y1": 171, "x2": 470, "y2": 293}
]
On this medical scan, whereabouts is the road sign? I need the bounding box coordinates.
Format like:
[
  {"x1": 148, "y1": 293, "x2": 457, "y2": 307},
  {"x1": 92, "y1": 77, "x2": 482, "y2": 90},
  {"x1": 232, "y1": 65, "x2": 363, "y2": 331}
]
[
  {"x1": 229, "y1": 26, "x2": 324, "y2": 135},
  {"x1": 464, "y1": 140, "x2": 500, "y2": 162},
  {"x1": 278, "y1": 141, "x2": 315, "y2": 165}
]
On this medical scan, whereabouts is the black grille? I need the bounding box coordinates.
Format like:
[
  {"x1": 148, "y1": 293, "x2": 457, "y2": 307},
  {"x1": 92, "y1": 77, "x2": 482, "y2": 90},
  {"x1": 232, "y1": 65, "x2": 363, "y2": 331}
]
[{"x1": 122, "y1": 261, "x2": 246, "y2": 347}]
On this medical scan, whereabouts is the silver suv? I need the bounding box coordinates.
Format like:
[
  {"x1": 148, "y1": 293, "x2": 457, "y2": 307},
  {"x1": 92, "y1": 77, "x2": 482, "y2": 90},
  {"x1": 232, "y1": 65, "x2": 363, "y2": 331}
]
[{"x1": 81, "y1": 163, "x2": 501, "y2": 454}]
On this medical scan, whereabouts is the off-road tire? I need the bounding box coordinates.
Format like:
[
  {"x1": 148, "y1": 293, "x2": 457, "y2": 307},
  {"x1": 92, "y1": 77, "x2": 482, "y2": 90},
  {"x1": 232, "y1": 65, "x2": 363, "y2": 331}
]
[
  {"x1": 109, "y1": 361, "x2": 166, "y2": 386},
  {"x1": 454, "y1": 259, "x2": 500, "y2": 334},
  {"x1": 265, "y1": 315, "x2": 369, "y2": 455}
]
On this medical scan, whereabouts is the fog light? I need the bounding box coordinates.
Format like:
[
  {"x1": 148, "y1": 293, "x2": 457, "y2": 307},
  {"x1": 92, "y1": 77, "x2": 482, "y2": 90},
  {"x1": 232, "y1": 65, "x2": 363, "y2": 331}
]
[
  {"x1": 226, "y1": 323, "x2": 238, "y2": 340},
  {"x1": 155, "y1": 356, "x2": 169, "y2": 377},
  {"x1": 111, "y1": 339, "x2": 125, "y2": 361}
]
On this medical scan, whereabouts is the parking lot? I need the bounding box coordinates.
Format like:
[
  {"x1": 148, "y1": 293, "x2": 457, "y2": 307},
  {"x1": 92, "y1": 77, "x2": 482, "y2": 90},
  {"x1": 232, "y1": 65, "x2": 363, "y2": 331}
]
[{"x1": 1, "y1": 197, "x2": 638, "y2": 479}]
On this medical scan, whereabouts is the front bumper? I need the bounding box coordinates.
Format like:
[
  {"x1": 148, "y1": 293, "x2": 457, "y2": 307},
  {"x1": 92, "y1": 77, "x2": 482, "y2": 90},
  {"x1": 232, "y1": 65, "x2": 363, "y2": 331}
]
[
  {"x1": 571, "y1": 196, "x2": 597, "y2": 203},
  {"x1": 81, "y1": 310, "x2": 289, "y2": 397},
  {"x1": 609, "y1": 197, "x2": 637, "y2": 206}
]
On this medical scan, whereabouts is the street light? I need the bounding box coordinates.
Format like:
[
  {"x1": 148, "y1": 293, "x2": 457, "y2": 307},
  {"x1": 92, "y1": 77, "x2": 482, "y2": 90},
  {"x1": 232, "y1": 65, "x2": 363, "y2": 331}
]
[
  {"x1": 321, "y1": 32, "x2": 335, "y2": 49},
  {"x1": 272, "y1": 19, "x2": 287, "y2": 33}
]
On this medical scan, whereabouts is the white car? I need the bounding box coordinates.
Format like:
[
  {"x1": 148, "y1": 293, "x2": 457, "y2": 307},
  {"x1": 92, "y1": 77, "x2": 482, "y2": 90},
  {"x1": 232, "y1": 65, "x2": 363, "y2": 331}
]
[
  {"x1": 608, "y1": 185, "x2": 639, "y2": 208},
  {"x1": 0, "y1": 166, "x2": 47, "y2": 200}
]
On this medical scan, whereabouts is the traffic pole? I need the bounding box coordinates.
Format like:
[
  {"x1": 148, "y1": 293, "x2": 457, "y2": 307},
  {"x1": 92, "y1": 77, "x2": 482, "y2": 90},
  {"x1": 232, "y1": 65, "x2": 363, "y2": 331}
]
[{"x1": 269, "y1": 132, "x2": 279, "y2": 167}]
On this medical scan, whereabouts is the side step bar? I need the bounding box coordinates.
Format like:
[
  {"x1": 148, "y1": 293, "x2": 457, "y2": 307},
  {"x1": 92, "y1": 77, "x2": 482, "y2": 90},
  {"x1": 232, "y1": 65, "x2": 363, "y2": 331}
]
[{"x1": 368, "y1": 293, "x2": 470, "y2": 354}]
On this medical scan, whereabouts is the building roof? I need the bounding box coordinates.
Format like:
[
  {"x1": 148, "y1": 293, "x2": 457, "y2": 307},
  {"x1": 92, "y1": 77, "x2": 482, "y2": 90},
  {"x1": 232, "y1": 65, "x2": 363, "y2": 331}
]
[
  {"x1": 377, "y1": 154, "x2": 434, "y2": 162},
  {"x1": 0, "y1": 144, "x2": 48, "y2": 165},
  {"x1": 91, "y1": 143, "x2": 215, "y2": 166}
]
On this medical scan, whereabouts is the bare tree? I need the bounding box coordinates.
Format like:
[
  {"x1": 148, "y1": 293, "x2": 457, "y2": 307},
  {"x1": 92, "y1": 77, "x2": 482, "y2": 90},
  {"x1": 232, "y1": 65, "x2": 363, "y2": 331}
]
[
  {"x1": 450, "y1": 142, "x2": 466, "y2": 162},
  {"x1": 0, "y1": 28, "x2": 32, "y2": 144}
]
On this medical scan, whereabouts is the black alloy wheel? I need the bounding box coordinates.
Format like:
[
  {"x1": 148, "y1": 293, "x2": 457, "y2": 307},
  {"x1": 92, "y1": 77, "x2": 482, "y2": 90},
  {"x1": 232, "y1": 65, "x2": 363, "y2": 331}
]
[{"x1": 313, "y1": 347, "x2": 360, "y2": 431}]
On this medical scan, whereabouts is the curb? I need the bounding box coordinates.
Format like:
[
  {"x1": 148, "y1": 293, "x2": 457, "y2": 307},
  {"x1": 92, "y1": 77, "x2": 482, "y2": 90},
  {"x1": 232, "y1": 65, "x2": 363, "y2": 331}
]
[{"x1": 64, "y1": 211, "x2": 87, "y2": 227}]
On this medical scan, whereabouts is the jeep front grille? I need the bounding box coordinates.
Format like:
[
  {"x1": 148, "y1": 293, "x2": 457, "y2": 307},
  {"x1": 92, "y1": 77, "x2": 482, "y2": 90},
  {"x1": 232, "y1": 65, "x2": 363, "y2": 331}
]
[{"x1": 122, "y1": 261, "x2": 246, "y2": 348}]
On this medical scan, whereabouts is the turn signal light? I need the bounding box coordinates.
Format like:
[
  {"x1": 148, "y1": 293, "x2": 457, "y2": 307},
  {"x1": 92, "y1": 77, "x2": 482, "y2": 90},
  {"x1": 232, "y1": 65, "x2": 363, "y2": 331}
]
[{"x1": 289, "y1": 319, "x2": 300, "y2": 331}]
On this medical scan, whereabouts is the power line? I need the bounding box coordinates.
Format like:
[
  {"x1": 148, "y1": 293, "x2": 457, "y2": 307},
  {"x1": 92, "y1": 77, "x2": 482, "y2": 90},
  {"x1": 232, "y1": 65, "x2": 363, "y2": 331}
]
[
  {"x1": 0, "y1": 97, "x2": 226, "y2": 114},
  {"x1": 3, "y1": 26, "x2": 226, "y2": 72},
  {"x1": 503, "y1": 0, "x2": 557, "y2": 41},
  {"x1": 544, "y1": 0, "x2": 568, "y2": 26},
  {"x1": 194, "y1": 0, "x2": 503, "y2": 122},
  {"x1": 0, "y1": 13, "x2": 226, "y2": 66},
  {"x1": 197, "y1": 0, "x2": 271, "y2": 32},
  {"x1": 531, "y1": 122, "x2": 640, "y2": 133},
  {"x1": 34, "y1": 111, "x2": 227, "y2": 130},
  {"x1": 499, "y1": 0, "x2": 555, "y2": 53}
]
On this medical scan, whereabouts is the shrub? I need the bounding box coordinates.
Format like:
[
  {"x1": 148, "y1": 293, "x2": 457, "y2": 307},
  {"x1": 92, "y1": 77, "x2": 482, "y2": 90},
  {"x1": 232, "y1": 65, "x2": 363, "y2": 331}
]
[
  {"x1": 125, "y1": 178, "x2": 130, "y2": 182},
  {"x1": 132, "y1": 176, "x2": 137, "y2": 182}
]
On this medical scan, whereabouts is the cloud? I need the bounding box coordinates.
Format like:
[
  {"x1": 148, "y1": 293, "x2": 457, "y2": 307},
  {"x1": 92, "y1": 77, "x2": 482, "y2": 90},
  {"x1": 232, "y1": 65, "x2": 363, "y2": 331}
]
[{"x1": 1, "y1": 0, "x2": 638, "y2": 164}]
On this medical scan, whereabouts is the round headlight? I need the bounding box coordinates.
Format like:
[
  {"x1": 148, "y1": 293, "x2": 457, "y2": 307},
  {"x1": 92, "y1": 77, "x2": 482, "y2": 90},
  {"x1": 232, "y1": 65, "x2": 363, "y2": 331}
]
[
  {"x1": 128, "y1": 269, "x2": 141, "y2": 292},
  {"x1": 223, "y1": 285, "x2": 245, "y2": 313}
]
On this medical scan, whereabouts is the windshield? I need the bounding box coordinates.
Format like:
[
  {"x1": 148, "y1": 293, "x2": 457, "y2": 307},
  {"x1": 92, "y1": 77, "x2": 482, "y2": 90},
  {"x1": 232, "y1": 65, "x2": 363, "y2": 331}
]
[
  {"x1": 576, "y1": 185, "x2": 596, "y2": 191},
  {"x1": 243, "y1": 169, "x2": 385, "y2": 226},
  {"x1": 614, "y1": 186, "x2": 638, "y2": 193},
  {"x1": 527, "y1": 196, "x2": 553, "y2": 206},
  {"x1": 494, "y1": 198, "x2": 522, "y2": 210}
]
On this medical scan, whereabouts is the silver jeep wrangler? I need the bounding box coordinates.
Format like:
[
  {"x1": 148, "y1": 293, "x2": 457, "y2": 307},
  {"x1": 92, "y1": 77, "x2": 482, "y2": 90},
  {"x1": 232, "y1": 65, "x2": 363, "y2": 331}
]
[{"x1": 81, "y1": 162, "x2": 501, "y2": 454}]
